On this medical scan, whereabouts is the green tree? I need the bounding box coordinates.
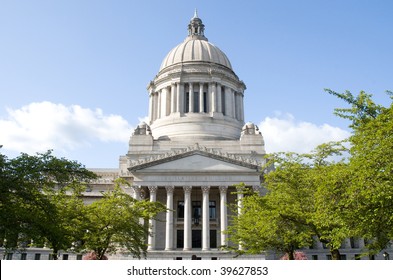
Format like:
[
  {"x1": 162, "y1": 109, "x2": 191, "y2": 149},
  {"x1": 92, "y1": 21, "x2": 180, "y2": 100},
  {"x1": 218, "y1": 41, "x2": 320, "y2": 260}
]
[
  {"x1": 227, "y1": 142, "x2": 351, "y2": 260},
  {"x1": 227, "y1": 187, "x2": 313, "y2": 260},
  {"x1": 326, "y1": 89, "x2": 393, "y2": 253},
  {"x1": 81, "y1": 178, "x2": 166, "y2": 259},
  {"x1": 0, "y1": 150, "x2": 97, "y2": 259}
]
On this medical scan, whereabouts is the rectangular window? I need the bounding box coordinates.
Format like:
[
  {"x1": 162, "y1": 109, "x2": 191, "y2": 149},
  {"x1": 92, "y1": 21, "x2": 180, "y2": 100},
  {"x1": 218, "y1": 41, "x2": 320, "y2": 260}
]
[
  {"x1": 34, "y1": 253, "x2": 41, "y2": 260},
  {"x1": 192, "y1": 201, "x2": 201, "y2": 225},
  {"x1": 221, "y1": 88, "x2": 226, "y2": 115},
  {"x1": 177, "y1": 230, "x2": 184, "y2": 248},
  {"x1": 194, "y1": 91, "x2": 199, "y2": 112},
  {"x1": 177, "y1": 201, "x2": 184, "y2": 218},
  {"x1": 6, "y1": 253, "x2": 13, "y2": 260},
  {"x1": 210, "y1": 230, "x2": 217, "y2": 248},
  {"x1": 185, "y1": 92, "x2": 189, "y2": 113},
  {"x1": 192, "y1": 230, "x2": 202, "y2": 248},
  {"x1": 203, "y1": 92, "x2": 207, "y2": 112},
  {"x1": 21, "y1": 253, "x2": 27, "y2": 260},
  {"x1": 209, "y1": 201, "x2": 216, "y2": 219},
  {"x1": 312, "y1": 255, "x2": 318, "y2": 260},
  {"x1": 62, "y1": 254, "x2": 69, "y2": 260},
  {"x1": 76, "y1": 254, "x2": 83, "y2": 260}
]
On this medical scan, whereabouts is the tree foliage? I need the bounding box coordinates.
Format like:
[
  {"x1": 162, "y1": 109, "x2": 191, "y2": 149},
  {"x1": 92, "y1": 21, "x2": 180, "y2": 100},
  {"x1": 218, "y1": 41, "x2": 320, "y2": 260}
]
[
  {"x1": 228, "y1": 89, "x2": 393, "y2": 259},
  {"x1": 81, "y1": 178, "x2": 166, "y2": 260},
  {"x1": 326, "y1": 89, "x2": 393, "y2": 253},
  {"x1": 227, "y1": 142, "x2": 350, "y2": 260},
  {"x1": 0, "y1": 150, "x2": 97, "y2": 259}
]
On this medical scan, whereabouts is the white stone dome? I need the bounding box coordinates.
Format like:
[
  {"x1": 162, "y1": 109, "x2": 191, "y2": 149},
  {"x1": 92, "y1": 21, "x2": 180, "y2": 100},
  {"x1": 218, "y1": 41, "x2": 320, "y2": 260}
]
[{"x1": 160, "y1": 39, "x2": 232, "y2": 71}]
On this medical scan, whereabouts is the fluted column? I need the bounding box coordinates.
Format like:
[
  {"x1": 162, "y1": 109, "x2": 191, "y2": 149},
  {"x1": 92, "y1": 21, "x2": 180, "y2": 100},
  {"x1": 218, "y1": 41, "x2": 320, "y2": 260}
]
[
  {"x1": 177, "y1": 82, "x2": 184, "y2": 113},
  {"x1": 183, "y1": 186, "x2": 192, "y2": 250},
  {"x1": 152, "y1": 93, "x2": 158, "y2": 121},
  {"x1": 165, "y1": 186, "x2": 174, "y2": 250},
  {"x1": 148, "y1": 92, "x2": 153, "y2": 123},
  {"x1": 157, "y1": 90, "x2": 162, "y2": 119},
  {"x1": 202, "y1": 186, "x2": 210, "y2": 250},
  {"x1": 189, "y1": 83, "x2": 194, "y2": 113},
  {"x1": 217, "y1": 84, "x2": 222, "y2": 113},
  {"x1": 231, "y1": 89, "x2": 236, "y2": 118},
  {"x1": 199, "y1": 83, "x2": 204, "y2": 113},
  {"x1": 219, "y1": 186, "x2": 228, "y2": 247},
  {"x1": 240, "y1": 92, "x2": 244, "y2": 121},
  {"x1": 132, "y1": 185, "x2": 141, "y2": 200},
  {"x1": 211, "y1": 83, "x2": 216, "y2": 113},
  {"x1": 147, "y1": 186, "x2": 158, "y2": 251},
  {"x1": 170, "y1": 83, "x2": 176, "y2": 114}
]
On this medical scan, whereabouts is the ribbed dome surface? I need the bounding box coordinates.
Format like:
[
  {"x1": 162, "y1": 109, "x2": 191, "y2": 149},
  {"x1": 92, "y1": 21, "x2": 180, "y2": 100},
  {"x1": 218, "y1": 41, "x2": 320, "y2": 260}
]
[{"x1": 160, "y1": 39, "x2": 232, "y2": 71}]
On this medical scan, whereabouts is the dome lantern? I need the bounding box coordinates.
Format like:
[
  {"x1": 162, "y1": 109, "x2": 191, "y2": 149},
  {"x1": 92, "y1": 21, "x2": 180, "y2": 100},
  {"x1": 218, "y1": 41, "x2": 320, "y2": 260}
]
[{"x1": 187, "y1": 9, "x2": 206, "y2": 40}]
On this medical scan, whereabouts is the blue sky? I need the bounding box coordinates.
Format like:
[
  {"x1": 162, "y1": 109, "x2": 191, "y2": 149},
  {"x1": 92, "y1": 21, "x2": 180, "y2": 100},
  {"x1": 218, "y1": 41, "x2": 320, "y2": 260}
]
[{"x1": 0, "y1": 0, "x2": 392, "y2": 167}]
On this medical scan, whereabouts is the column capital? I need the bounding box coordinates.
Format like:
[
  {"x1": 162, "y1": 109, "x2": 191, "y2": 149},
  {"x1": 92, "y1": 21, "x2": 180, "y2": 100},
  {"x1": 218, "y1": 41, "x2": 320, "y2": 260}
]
[
  {"x1": 148, "y1": 186, "x2": 158, "y2": 194},
  {"x1": 219, "y1": 186, "x2": 228, "y2": 194},
  {"x1": 165, "y1": 186, "x2": 175, "y2": 194},
  {"x1": 183, "y1": 186, "x2": 192, "y2": 194},
  {"x1": 201, "y1": 186, "x2": 210, "y2": 193}
]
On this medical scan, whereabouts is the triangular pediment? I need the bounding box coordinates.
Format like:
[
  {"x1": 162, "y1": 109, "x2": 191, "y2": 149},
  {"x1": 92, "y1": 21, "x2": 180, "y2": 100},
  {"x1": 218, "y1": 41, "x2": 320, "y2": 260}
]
[{"x1": 128, "y1": 144, "x2": 261, "y2": 173}]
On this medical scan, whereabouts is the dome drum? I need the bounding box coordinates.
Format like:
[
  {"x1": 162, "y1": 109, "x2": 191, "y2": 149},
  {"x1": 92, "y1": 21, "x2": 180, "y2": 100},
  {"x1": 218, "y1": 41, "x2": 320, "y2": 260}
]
[
  {"x1": 146, "y1": 13, "x2": 247, "y2": 141},
  {"x1": 150, "y1": 114, "x2": 244, "y2": 140}
]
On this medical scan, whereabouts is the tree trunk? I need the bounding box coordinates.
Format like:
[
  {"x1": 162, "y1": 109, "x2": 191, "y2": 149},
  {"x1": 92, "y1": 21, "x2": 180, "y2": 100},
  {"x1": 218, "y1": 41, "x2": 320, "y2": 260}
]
[
  {"x1": 287, "y1": 249, "x2": 295, "y2": 260},
  {"x1": 50, "y1": 251, "x2": 58, "y2": 260},
  {"x1": 331, "y1": 248, "x2": 341, "y2": 260}
]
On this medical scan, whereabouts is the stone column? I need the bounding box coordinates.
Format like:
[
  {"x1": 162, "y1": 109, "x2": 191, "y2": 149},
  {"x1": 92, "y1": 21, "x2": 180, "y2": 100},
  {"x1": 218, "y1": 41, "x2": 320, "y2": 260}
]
[
  {"x1": 152, "y1": 93, "x2": 157, "y2": 121},
  {"x1": 176, "y1": 83, "x2": 183, "y2": 112},
  {"x1": 170, "y1": 83, "x2": 176, "y2": 114},
  {"x1": 147, "y1": 186, "x2": 157, "y2": 251},
  {"x1": 211, "y1": 83, "x2": 216, "y2": 113},
  {"x1": 231, "y1": 89, "x2": 236, "y2": 118},
  {"x1": 199, "y1": 83, "x2": 204, "y2": 113},
  {"x1": 132, "y1": 185, "x2": 141, "y2": 200},
  {"x1": 219, "y1": 186, "x2": 228, "y2": 247},
  {"x1": 148, "y1": 92, "x2": 154, "y2": 123},
  {"x1": 240, "y1": 92, "x2": 244, "y2": 121},
  {"x1": 189, "y1": 82, "x2": 194, "y2": 113},
  {"x1": 157, "y1": 90, "x2": 162, "y2": 119},
  {"x1": 183, "y1": 186, "x2": 192, "y2": 250},
  {"x1": 202, "y1": 186, "x2": 210, "y2": 251},
  {"x1": 225, "y1": 87, "x2": 232, "y2": 117},
  {"x1": 165, "y1": 186, "x2": 175, "y2": 250},
  {"x1": 217, "y1": 83, "x2": 222, "y2": 113}
]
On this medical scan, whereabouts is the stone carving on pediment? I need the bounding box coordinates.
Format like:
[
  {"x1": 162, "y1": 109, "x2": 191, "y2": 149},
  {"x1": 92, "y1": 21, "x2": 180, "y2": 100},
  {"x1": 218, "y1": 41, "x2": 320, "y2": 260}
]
[{"x1": 127, "y1": 143, "x2": 262, "y2": 171}]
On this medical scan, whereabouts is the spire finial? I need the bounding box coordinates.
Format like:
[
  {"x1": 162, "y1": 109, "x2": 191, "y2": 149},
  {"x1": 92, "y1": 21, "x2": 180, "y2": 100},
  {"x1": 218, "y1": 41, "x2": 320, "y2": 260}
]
[{"x1": 186, "y1": 9, "x2": 207, "y2": 41}]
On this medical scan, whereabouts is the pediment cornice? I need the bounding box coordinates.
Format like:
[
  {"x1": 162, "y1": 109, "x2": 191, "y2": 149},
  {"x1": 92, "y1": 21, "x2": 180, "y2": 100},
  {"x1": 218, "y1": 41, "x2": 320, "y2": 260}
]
[{"x1": 128, "y1": 143, "x2": 261, "y2": 172}]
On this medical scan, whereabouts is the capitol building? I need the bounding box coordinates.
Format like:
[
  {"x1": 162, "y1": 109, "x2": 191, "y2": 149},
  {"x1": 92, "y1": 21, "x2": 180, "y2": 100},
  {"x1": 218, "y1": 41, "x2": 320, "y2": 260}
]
[
  {"x1": 114, "y1": 11, "x2": 266, "y2": 259},
  {"x1": 3, "y1": 12, "x2": 381, "y2": 261}
]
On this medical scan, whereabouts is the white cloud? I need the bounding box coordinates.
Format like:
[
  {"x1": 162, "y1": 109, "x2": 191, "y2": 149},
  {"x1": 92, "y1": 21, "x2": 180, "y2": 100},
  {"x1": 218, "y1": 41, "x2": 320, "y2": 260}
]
[
  {"x1": 259, "y1": 113, "x2": 350, "y2": 154},
  {"x1": 0, "y1": 101, "x2": 132, "y2": 153}
]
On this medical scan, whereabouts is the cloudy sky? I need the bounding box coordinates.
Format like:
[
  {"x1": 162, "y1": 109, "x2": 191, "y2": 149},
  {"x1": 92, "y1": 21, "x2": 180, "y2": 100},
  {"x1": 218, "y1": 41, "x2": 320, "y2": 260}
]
[{"x1": 1, "y1": 0, "x2": 392, "y2": 167}]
